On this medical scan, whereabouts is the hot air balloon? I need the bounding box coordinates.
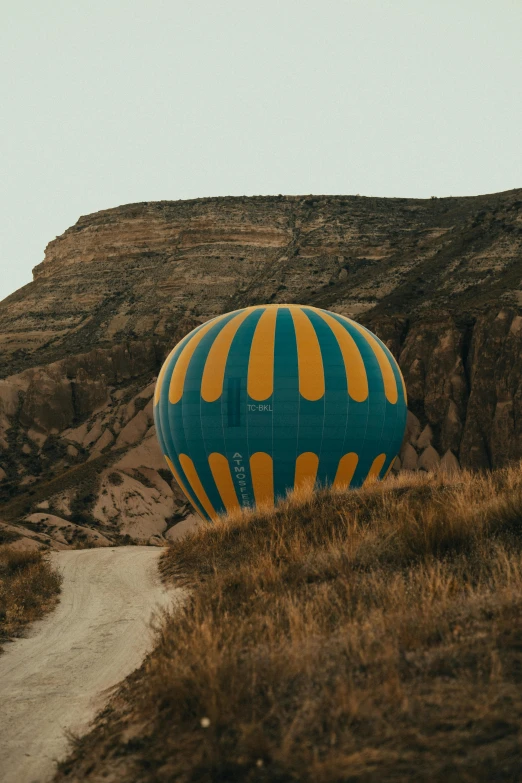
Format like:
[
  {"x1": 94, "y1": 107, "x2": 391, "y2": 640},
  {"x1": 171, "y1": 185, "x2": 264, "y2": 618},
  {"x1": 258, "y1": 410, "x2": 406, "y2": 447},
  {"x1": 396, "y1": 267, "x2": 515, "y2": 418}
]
[{"x1": 154, "y1": 305, "x2": 407, "y2": 521}]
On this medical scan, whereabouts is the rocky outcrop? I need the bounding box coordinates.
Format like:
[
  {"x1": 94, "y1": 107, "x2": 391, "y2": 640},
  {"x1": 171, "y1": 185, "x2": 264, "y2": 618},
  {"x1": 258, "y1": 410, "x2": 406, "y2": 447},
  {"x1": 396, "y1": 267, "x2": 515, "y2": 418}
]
[
  {"x1": 0, "y1": 351, "x2": 191, "y2": 548},
  {"x1": 1, "y1": 190, "x2": 522, "y2": 548},
  {"x1": 381, "y1": 307, "x2": 522, "y2": 472},
  {"x1": 2, "y1": 190, "x2": 522, "y2": 378}
]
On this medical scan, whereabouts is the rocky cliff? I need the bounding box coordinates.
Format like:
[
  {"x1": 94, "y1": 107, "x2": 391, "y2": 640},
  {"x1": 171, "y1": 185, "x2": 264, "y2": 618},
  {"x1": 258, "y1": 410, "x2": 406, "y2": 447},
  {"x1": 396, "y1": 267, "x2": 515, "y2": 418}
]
[{"x1": 1, "y1": 190, "x2": 522, "y2": 548}]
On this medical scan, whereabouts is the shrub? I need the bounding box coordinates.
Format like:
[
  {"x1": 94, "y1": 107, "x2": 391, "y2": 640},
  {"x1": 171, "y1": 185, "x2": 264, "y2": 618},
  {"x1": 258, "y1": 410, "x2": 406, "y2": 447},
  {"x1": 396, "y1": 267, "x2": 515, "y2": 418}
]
[{"x1": 0, "y1": 548, "x2": 62, "y2": 649}]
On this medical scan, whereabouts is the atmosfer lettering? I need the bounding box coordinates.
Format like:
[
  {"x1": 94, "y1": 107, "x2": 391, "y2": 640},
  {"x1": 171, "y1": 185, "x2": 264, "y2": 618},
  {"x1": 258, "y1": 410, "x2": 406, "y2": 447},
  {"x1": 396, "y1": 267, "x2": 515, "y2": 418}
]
[{"x1": 231, "y1": 452, "x2": 251, "y2": 503}]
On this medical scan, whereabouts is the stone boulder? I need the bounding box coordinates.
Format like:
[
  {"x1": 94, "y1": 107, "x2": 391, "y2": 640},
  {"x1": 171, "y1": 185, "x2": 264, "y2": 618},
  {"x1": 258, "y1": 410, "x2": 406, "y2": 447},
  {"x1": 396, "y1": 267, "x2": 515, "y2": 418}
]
[{"x1": 418, "y1": 446, "x2": 441, "y2": 472}]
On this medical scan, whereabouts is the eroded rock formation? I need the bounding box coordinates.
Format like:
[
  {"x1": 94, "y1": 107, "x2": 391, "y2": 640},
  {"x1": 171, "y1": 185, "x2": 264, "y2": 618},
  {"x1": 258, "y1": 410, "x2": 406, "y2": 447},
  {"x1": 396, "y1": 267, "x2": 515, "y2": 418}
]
[{"x1": 1, "y1": 190, "x2": 522, "y2": 547}]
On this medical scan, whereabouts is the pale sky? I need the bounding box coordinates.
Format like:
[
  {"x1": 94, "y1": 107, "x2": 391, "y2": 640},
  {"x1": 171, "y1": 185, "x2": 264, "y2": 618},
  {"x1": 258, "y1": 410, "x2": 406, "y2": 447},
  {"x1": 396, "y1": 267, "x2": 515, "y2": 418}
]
[{"x1": 1, "y1": 0, "x2": 521, "y2": 302}]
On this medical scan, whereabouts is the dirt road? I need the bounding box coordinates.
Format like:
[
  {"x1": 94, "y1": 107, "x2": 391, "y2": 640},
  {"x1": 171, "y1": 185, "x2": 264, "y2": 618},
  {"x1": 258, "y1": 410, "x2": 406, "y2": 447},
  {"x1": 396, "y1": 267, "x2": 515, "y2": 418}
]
[{"x1": 0, "y1": 546, "x2": 181, "y2": 783}]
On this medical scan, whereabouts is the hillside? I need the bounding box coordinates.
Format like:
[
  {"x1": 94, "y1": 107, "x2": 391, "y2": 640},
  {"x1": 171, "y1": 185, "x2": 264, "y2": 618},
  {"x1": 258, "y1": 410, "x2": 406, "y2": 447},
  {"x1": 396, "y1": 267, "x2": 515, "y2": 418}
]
[
  {"x1": 1, "y1": 190, "x2": 522, "y2": 547},
  {"x1": 55, "y1": 466, "x2": 522, "y2": 782}
]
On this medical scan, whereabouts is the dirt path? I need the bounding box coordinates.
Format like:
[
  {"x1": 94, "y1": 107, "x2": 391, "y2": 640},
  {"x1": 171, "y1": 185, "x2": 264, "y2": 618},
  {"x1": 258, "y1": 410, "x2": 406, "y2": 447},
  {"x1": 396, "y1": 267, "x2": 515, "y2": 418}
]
[{"x1": 0, "y1": 546, "x2": 181, "y2": 783}]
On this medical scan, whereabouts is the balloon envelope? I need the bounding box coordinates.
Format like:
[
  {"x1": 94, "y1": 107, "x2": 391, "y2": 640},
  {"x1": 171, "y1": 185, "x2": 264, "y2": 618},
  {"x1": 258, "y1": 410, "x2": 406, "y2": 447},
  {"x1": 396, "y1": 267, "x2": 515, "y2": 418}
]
[{"x1": 154, "y1": 305, "x2": 407, "y2": 521}]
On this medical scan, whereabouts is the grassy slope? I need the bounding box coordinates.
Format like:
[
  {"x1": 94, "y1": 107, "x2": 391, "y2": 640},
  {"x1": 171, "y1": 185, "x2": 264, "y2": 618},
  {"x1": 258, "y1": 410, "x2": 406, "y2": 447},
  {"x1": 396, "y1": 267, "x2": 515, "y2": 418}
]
[
  {"x1": 0, "y1": 548, "x2": 62, "y2": 652},
  {"x1": 57, "y1": 468, "x2": 522, "y2": 782}
]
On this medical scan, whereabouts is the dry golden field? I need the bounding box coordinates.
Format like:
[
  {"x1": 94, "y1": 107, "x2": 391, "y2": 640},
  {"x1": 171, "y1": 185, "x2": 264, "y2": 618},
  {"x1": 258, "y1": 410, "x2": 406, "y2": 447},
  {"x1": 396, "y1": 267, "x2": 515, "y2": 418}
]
[{"x1": 57, "y1": 466, "x2": 522, "y2": 782}]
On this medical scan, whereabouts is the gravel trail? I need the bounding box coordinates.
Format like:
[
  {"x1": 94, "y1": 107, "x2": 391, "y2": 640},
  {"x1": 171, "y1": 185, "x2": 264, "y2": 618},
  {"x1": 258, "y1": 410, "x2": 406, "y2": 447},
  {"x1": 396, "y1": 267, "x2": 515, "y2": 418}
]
[{"x1": 0, "y1": 546, "x2": 179, "y2": 783}]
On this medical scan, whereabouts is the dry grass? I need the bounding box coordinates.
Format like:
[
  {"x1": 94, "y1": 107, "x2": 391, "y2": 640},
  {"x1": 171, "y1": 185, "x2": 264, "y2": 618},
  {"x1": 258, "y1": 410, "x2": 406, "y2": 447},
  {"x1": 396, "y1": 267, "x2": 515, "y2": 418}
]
[
  {"x1": 57, "y1": 467, "x2": 522, "y2": 782},
  {"x1": 0, "y1": 548, "x2": 62, "y2": 650}
]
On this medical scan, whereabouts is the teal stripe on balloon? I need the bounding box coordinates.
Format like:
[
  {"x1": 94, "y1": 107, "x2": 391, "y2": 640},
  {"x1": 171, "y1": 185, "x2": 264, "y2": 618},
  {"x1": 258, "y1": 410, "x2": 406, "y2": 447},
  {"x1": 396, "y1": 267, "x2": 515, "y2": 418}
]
[
  {"x1": 272, "y1": 307, "x2": 299, "y2": 500},
  {"x1": 155, "y1": 323, "x2": 212, "y2": 520},
  {"x1": 326, "y1": 313, "x2": 385, "y2": 487},
  {"x1": 169, "y1": 311, "x2": 243, "y2": 517},
  {"x1": 303, "y1": 307, "x2": 349, "y2": 488},
  {"x1": 219, "y1": 308, "x2": 263, "y2": 509}
]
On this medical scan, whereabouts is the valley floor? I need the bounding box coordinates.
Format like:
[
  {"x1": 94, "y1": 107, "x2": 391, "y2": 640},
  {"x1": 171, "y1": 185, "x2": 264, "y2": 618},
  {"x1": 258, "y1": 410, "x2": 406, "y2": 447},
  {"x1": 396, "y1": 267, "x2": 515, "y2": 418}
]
[{"x1": 55, "y1": 466, "x2": 522, "y2": 782}]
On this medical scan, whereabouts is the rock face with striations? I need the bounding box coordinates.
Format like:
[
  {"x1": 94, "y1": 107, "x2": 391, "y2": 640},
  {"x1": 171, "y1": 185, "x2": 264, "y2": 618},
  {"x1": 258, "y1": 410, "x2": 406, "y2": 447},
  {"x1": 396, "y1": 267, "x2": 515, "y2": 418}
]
[{"x1": 1, "y1": 190, "x2": 522, "y2": 548}]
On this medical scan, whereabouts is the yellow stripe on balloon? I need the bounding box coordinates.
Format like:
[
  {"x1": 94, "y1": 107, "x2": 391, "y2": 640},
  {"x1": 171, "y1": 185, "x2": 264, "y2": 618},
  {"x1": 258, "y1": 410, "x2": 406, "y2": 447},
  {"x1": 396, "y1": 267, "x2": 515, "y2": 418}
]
[
  {"x1": 164, "y1": 455, "x2": 202, "y2": 517},
  {"x1": 250, "y1": 452, "x2": 274, "y2": 508},
  {"x1": 247, "y1": 306, "x2": 278, "y2": 401},
  {"x1": 289, "y1": 306, "x2": 325, "y2": 401},
  {"x1": 294, "y1": 452, "x2": 319, "y2": 493},
  {"x1": 333, "y1": 452, "x2": 358, "y2": 490},
  {"x1": 315, "y1": 310, "x2": 368, "y2": 402},
  {"x1": 201, "y1": 308, "x2": 255, "y2": 402},
  {"x1": 363, "y1": 453, "x2": 387, "y2": 485},
  {"x1": 338, "y1": 316, "x2": 398, "y2": 405},
  {"x1": 179, "y1": 453, "x2": 217, "y2": 520},
  {"x1": 381, "y1": 458, "x2": 395, "y2": 481},
  {"x1": 208, "y1": 453, "x2": 240, "y2": 514},
  {"x1": 169, "y1": 313, "x2": 231, "y2": 404}
]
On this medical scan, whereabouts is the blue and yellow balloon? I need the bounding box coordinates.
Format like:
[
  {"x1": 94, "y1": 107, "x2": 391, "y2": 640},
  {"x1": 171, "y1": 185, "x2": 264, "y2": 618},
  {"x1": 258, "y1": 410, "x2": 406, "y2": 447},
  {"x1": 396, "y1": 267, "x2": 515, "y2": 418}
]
[{"x1": 154, "y1": 305, "x2": 407, "y2": 521}]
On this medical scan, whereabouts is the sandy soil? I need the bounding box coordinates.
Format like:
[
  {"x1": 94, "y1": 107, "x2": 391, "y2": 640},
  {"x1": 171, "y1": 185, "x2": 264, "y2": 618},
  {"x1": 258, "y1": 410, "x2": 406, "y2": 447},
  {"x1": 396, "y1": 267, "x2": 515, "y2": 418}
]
[{"x1": 0, "y1": 546, "x2": 181, "y2": 783}]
